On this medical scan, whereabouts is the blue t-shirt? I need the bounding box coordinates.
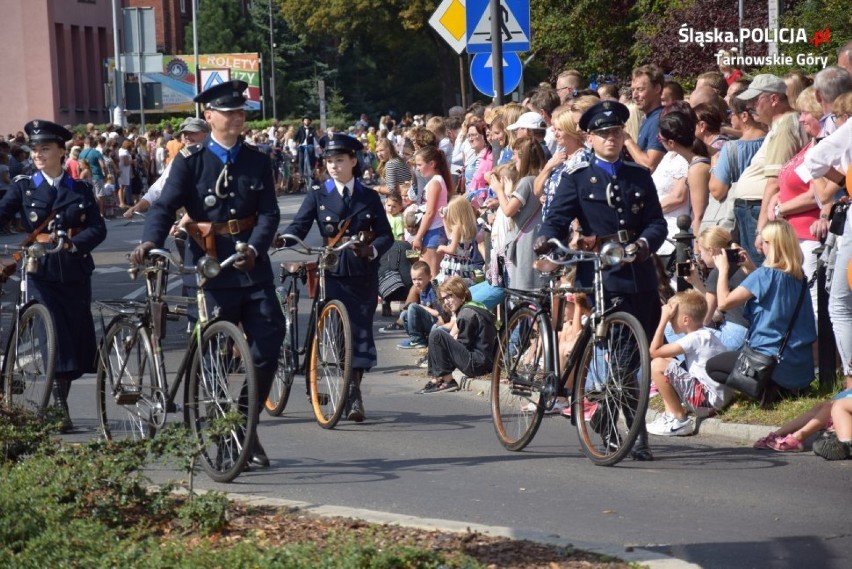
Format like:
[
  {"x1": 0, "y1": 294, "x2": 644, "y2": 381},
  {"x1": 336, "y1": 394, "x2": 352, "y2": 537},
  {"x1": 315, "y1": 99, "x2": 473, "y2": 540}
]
[
  {"x1": 419, "y1": 283, "x2": 440, "y2": 311},
  {"x1": 742, "y1": 267, "x2": 815, "y2": 389},
  {"x1": 637, "y1": 105, "x2": 665, "y2": 153},
  {"x1": 79, "y1": 148, "x2": 105, "y2": 180},
  {"x1": 711, "y1": 138, "x2": 765, "y2": 186}
]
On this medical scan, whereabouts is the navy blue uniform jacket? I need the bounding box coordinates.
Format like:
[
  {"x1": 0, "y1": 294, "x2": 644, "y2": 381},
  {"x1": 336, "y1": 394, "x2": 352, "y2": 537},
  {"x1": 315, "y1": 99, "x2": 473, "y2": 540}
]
[
  {"x1": 539, "y1": 159, "x2": 666, "y2": 294},
  {"x1": 142, "y1": 138, "x2": 280, "y2": 288}
]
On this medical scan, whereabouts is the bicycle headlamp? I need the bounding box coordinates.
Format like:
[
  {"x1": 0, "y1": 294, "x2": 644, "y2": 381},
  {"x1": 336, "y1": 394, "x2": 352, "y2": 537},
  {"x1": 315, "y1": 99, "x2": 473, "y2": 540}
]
[
  {"x1": 197, "y1": 256, "x2": 221, "y2": 279},
  {"x1": 27, "y1": 243, "x2": 46, "y2": 259},
  {"x1": 599, "y1": 242, "x2": 625, "y2": 267}
]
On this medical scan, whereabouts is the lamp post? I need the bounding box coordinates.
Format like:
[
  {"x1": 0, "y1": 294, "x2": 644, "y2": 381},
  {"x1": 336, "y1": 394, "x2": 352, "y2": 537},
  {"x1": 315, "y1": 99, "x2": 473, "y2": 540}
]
[
  {"x1": 192, "y1": 0, "x2": 200, "y2": 117},
  {"x1": 110, "y1": 0, "x2": 125, "y2": 126},
  {"x1": 268, "y1": 0, "x2": 277, "y2": 119}
]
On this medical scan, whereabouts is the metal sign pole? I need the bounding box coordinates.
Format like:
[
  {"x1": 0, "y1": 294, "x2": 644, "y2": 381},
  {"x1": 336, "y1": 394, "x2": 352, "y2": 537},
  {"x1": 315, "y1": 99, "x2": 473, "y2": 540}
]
[
  {"x1": 489, "y1": 0, "x2": 504, "y2": 104},
  {"x1": 136, "y1": 11, "x2": 145, "y2": 132},
  {"x1": 192, "y1": 0, "x2": 200, "y2": 118}
]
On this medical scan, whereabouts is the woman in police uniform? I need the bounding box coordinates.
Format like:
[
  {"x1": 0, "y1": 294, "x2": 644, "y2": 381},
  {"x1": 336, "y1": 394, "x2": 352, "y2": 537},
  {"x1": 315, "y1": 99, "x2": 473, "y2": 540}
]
[
  {"x1": 281, "y1": 133, "x2": 393, "y2": 422},
  {"x1": 0, "y1": 120, "x2": 107, "y2": 431}
]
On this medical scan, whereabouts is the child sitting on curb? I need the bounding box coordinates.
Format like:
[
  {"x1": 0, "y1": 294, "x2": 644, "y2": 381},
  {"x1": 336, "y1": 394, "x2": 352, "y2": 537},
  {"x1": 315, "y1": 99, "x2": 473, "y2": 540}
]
[
  {"x1": 418, "y1": 276, "x2": 497, "y2": 394},
  {"x1": 647, "y1": 290, "x2": 732, "y2": 437},
  {"x1": 397, "y1": 261, "x2": 441, "y2": 350}
]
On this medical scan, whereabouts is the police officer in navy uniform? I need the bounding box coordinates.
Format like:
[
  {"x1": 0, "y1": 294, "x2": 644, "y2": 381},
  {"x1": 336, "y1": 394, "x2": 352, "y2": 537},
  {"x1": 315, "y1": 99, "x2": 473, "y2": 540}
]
[
  {"x1": 131, "y1": 80, "x2": 285, "y2": 468},
  {"x1": 0, "y1": 120, "x2": 107, "y2": 432},
  {"x1": 534, "y1": 100, "x2": 666, "y2": 461},
  {"x1": 280, "y1": 133, "x2": 393, "y2": 422}
]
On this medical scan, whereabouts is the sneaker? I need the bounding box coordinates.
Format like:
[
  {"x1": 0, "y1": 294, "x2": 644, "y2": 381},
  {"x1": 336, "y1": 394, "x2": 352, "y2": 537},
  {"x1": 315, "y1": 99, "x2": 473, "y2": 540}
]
[
  {"x1": 379, "y1": 322, "x2": 404, "y2": 333},
  {"x1": 767, "y1": 434, "x2": 804, "y2": 452},
  {"x1": 545, "y1": 399, "x2": 570, "y2": 415},
  {"x1": 415, "y1": 356, "x2": 428, "y2": 369},
  {"x1": 425, "y1": 379, "x2": 459, "y2": 394},
  {"x1": 418, "y1": 381, "x2": 438, "y2": 394},
  {"x1": 753, "y1": 432, "x2": 779, "y2": 450},
  {"x1": 813, "y1": 434, "x2": 852, "y2": 461},
  {"x1": 582, "y1": 400, "x2": 599, "y2": 422},
  {"x1": 398, "y1": 338, "x2": 425, "y2": 349},
  {"x1": 647, "y1": 413, "x2": 694, "y2": 436}
]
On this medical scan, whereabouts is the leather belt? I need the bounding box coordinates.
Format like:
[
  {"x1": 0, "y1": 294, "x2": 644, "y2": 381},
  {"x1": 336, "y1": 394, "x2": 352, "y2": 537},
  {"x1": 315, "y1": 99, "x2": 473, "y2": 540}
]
[
  {"x1": 210, "y1": 216, "x2": 256, "y2": 236},
  {"x1": 734, "y1": 198, "x2": 762, "y2": 207},
  {"x1": 34, "y1": 227, "x2": 81, "y2": 244}
]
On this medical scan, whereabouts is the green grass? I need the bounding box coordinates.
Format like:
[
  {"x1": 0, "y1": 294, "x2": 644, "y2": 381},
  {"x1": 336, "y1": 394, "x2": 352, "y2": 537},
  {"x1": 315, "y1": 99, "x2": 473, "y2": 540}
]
[{"x1": 650, "y1": 374, "x2": 846, "y2": 427}]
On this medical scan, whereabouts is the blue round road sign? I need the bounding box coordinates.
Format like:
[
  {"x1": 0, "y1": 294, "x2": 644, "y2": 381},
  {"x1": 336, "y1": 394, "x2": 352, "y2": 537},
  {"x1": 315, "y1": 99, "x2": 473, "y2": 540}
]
[{"x1": 470, "y1": 52, "x2": 522, "y2": 97}]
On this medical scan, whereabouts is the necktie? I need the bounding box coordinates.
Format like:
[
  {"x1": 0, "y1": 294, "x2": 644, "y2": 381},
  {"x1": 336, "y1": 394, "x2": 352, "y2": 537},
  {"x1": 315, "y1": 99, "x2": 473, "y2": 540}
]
[{"x1": 342, "y1": 186, "x2": 351, "y2": 211}]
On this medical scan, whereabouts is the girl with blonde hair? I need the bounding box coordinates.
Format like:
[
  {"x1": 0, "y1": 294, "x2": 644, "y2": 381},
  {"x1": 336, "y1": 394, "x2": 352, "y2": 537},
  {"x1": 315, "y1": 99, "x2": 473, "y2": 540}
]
[
  {"x1": 706, "y1": 220, "x2": 815, "y2": 404},
  {"x1": 437, "y1": 195, "x2": 479, "y2": 285}
]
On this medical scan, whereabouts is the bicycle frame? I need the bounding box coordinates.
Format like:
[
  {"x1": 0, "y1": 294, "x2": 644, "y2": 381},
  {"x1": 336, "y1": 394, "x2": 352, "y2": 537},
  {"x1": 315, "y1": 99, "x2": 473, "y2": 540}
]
[{"x1": 98, "y1": 244, "x2": 247, "y2": 425}]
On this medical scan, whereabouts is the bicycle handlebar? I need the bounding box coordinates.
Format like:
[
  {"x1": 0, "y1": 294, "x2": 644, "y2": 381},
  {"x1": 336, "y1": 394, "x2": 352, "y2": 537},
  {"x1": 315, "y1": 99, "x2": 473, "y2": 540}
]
[{"x1": 272, "y1": 233, "x2": 361, "y2": 256}]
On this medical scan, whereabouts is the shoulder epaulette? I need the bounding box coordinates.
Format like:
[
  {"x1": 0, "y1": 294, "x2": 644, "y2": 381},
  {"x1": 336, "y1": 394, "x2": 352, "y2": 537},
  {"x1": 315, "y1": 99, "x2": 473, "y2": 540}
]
[
  {"x1": 564, "y1": 159, "x2": 590, "y2": 175},
  {"x1": 13, "y1": 174, "x2": 31, "y2": 183},
  {"x1": 622, "y1": 160, "x2": 650, "y2": 172},
  {"x1": 179, "y1": 143, "x2": 203, "y2": 158}
]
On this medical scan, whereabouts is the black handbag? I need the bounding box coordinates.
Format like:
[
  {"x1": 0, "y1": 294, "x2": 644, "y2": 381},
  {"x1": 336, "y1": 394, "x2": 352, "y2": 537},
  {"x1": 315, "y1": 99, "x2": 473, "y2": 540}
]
[{"x1": 726, "y1": 278, "x2": 808, "y2": 399}]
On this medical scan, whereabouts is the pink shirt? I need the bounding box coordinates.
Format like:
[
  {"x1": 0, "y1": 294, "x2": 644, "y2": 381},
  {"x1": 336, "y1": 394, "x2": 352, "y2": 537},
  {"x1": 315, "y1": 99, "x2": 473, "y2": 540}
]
[
  {"x1": 470, "y1": 148, "x2": 493, "y2": 191},
  {"x1": 778, "y1": 140, "x2": 819, "y2": 241}
]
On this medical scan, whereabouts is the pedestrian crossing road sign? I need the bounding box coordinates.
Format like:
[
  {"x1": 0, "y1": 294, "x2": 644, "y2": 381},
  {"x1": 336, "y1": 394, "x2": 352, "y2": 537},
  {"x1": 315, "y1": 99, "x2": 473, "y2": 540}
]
[{"x1": 465, "y1": 0, "x2": 530, "y2": 54}]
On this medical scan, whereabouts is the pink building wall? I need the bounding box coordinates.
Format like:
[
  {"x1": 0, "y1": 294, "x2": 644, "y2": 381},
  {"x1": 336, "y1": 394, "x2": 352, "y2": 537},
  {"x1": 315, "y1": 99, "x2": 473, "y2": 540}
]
[{"x1": 0, "y1": 0, "x2": 117, "y2": 135}]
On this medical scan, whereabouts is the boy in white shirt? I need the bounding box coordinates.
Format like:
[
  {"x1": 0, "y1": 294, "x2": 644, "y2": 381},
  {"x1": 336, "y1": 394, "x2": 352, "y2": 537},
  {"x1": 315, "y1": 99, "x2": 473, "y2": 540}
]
[{"x1": 647, "y1": 290, "x2": 732, "y2": 436}]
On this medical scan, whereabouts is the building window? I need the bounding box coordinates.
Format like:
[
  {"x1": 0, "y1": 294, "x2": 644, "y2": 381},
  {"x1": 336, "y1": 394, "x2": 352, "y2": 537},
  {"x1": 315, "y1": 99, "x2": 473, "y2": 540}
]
[
  {"x1": 78, "y1": 0, "x2": 96, "y2": 4},
  {"x1": 181, "y1": 0, "x2": 187, "y2": 14}
]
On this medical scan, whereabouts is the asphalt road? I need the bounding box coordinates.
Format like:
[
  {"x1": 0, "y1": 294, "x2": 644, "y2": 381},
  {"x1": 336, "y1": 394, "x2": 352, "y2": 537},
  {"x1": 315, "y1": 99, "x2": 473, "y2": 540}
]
[{"x1": 6, "y1": 193, "x2": 851, "y2": 569}]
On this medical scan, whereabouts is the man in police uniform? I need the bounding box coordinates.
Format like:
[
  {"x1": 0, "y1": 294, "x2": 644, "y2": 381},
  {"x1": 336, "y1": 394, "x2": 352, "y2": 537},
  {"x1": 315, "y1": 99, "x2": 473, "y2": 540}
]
[
  {"x1": 131, "y1": 80, "x2": 284, "y2": 468},
  {"x1": 535, "y1": 100, "x2": 666, "y2": 461},
  {"x1": 280, "y1": 133, "x2": 393, "y2": 422},
  {"x1": 0, "y1": 120, "x2": 107, "y2": 432}
]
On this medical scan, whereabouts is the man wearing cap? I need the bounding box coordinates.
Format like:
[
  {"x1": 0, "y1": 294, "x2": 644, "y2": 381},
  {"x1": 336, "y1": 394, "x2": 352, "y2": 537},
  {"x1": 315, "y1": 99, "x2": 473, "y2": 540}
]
[
  {"x1": 0, "y1": 119, "x2": 107, "y2": 432},
  {"x1": 131, "y1": 81, "x2": 285, "y2": 469},
  {"x1": 279, "y1": 132, "x2": 393, "y2": 422},
  {"x1": 507, "y1": 111, "x2": 552, "y2": 160},
  {"x1": 730, "y1": 74, "x2": 808, "y2": 264},
  {"x1": 123, "y1": 117, "x2": 210, "y2": 218},
  {"x1": 534, "y1": 100, "x2": 666, "y2": 461}
]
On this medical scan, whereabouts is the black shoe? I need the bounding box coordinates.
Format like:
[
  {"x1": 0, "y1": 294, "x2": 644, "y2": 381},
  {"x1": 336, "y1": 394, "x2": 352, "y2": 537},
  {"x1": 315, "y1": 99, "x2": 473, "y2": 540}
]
[
  {"x1": 250, "y1": 437, "x2": 270, "y2": 468},
  {"x1": 381, "y1": 303, "x2": 393, "y2": 317},
  {"x1": 631, "y1": 432, "x2": 654, "y2": 461},
  {"x1": 347, "y1": 396, "x2": 365, "y2": 423}
]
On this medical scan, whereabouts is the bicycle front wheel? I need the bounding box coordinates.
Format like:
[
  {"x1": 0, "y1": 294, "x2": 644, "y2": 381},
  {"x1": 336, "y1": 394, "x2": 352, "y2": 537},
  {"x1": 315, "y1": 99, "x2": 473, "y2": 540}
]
[
  {"x1": 96, "y1": 317, "x2": 158, "y2": 442},
  {"x1": 3, "y1": 303, "x2": 57, "y2": 416},
  {"x1": 186, "y1": 321, "x2": 257, "y2": 483},
  {"x1": 308, "y1": 300, "x2": 351, "y2": 429},
  {"x1": 491, "y1": 306, "x2": 553, "y2": 451},
  {"x1": 265, "y1": 298, "x2": 295, "y2": 417},
  {"x1": 573, "y1": 311, "x2": 651, "y2": 466}
]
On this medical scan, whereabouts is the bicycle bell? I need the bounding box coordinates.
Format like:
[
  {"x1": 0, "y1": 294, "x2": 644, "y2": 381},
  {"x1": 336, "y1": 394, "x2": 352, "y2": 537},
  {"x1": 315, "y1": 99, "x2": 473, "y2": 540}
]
[{"x1": 26, "y1": 243, "x2": 46, "y2": 273}]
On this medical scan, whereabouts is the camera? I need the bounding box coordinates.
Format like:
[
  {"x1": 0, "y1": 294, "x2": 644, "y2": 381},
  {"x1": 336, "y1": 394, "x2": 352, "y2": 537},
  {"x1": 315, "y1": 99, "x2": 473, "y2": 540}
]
[
  {"x1": 724, "y1": 248, "x2": 740, "y2": 265},
  {"x1": 676, "y1": 262, "x2": 691, "y2": 277}
]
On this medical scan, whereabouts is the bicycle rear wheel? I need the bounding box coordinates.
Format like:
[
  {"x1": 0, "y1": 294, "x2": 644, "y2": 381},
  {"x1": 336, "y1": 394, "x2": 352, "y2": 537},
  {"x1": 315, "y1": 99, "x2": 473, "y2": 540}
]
[
  {"x1": 491, "y1": 306, "x2": 553, "y2": 451},
  {"x1": 265, "y1": 297, "x2": 295, "y2": 417},
  {"x1": 96, "y1": 316, "x2": 159, "y2": 442},
  {"x1": 186, "y1": 320, "x2": 257, "y2": 483},
  {"x1": 573, "y1": 311, "x2": 650, "y2": 466},
  {"x1": 308, "y1": 300, "x2": 351, "y2": 429},
  {"x1": 3, "y1": 303, "x2": 57, "y2": 416}
]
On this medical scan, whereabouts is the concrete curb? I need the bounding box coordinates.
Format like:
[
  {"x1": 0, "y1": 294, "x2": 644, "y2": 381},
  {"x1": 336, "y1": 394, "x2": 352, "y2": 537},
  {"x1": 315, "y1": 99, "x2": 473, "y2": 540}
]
[
  {"x1": 452, "y1": 373, "x2": 777, "y2": 445},
  {"x1": 226, "y1": 492, "x2": 701, "y2": 569}
]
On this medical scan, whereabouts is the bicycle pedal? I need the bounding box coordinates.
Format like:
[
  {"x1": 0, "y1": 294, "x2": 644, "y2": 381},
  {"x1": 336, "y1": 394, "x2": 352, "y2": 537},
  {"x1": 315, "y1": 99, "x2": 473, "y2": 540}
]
[{"x1": 165, "y1": 401, "x2": 178, "y2": 413}]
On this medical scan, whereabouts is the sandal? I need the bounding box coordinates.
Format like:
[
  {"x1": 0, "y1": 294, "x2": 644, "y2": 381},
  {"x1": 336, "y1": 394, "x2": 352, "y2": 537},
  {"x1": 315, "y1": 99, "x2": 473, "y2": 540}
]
[
  {"x1": 768, "y1": 434, "x2": 804, "y2": 452},
  {"x1": 753, "y1": 432, "x2": 778, "y2": 449}
]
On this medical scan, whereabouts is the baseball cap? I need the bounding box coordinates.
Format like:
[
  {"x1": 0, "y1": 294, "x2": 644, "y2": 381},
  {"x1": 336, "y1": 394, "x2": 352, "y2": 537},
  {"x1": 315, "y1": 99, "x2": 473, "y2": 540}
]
[
  {"x1": 736, "y1": 74, "x2": 787, "y2": 101},
  {"x1": 177, "y1": 117, "x2": 211, "y2": 134},
  {"x1": 507, "y1": 111, "x2": 546, "y2": 131}
]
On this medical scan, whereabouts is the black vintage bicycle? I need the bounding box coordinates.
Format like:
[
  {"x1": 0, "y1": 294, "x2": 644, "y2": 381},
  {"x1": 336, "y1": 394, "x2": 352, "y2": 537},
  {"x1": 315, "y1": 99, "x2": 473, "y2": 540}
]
[
  {"x1": 491, "y1": 237, "x2": 651, "y2": 466},
  {"x1": 94, "y1": 241, "x2": 257, "y2": 483},
  {"x1": 265, "y1": 233, "x2": 362, "y2": 429},
  {"x1": 0, "y1": 232, "x2": 68, "y2": 415}
]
